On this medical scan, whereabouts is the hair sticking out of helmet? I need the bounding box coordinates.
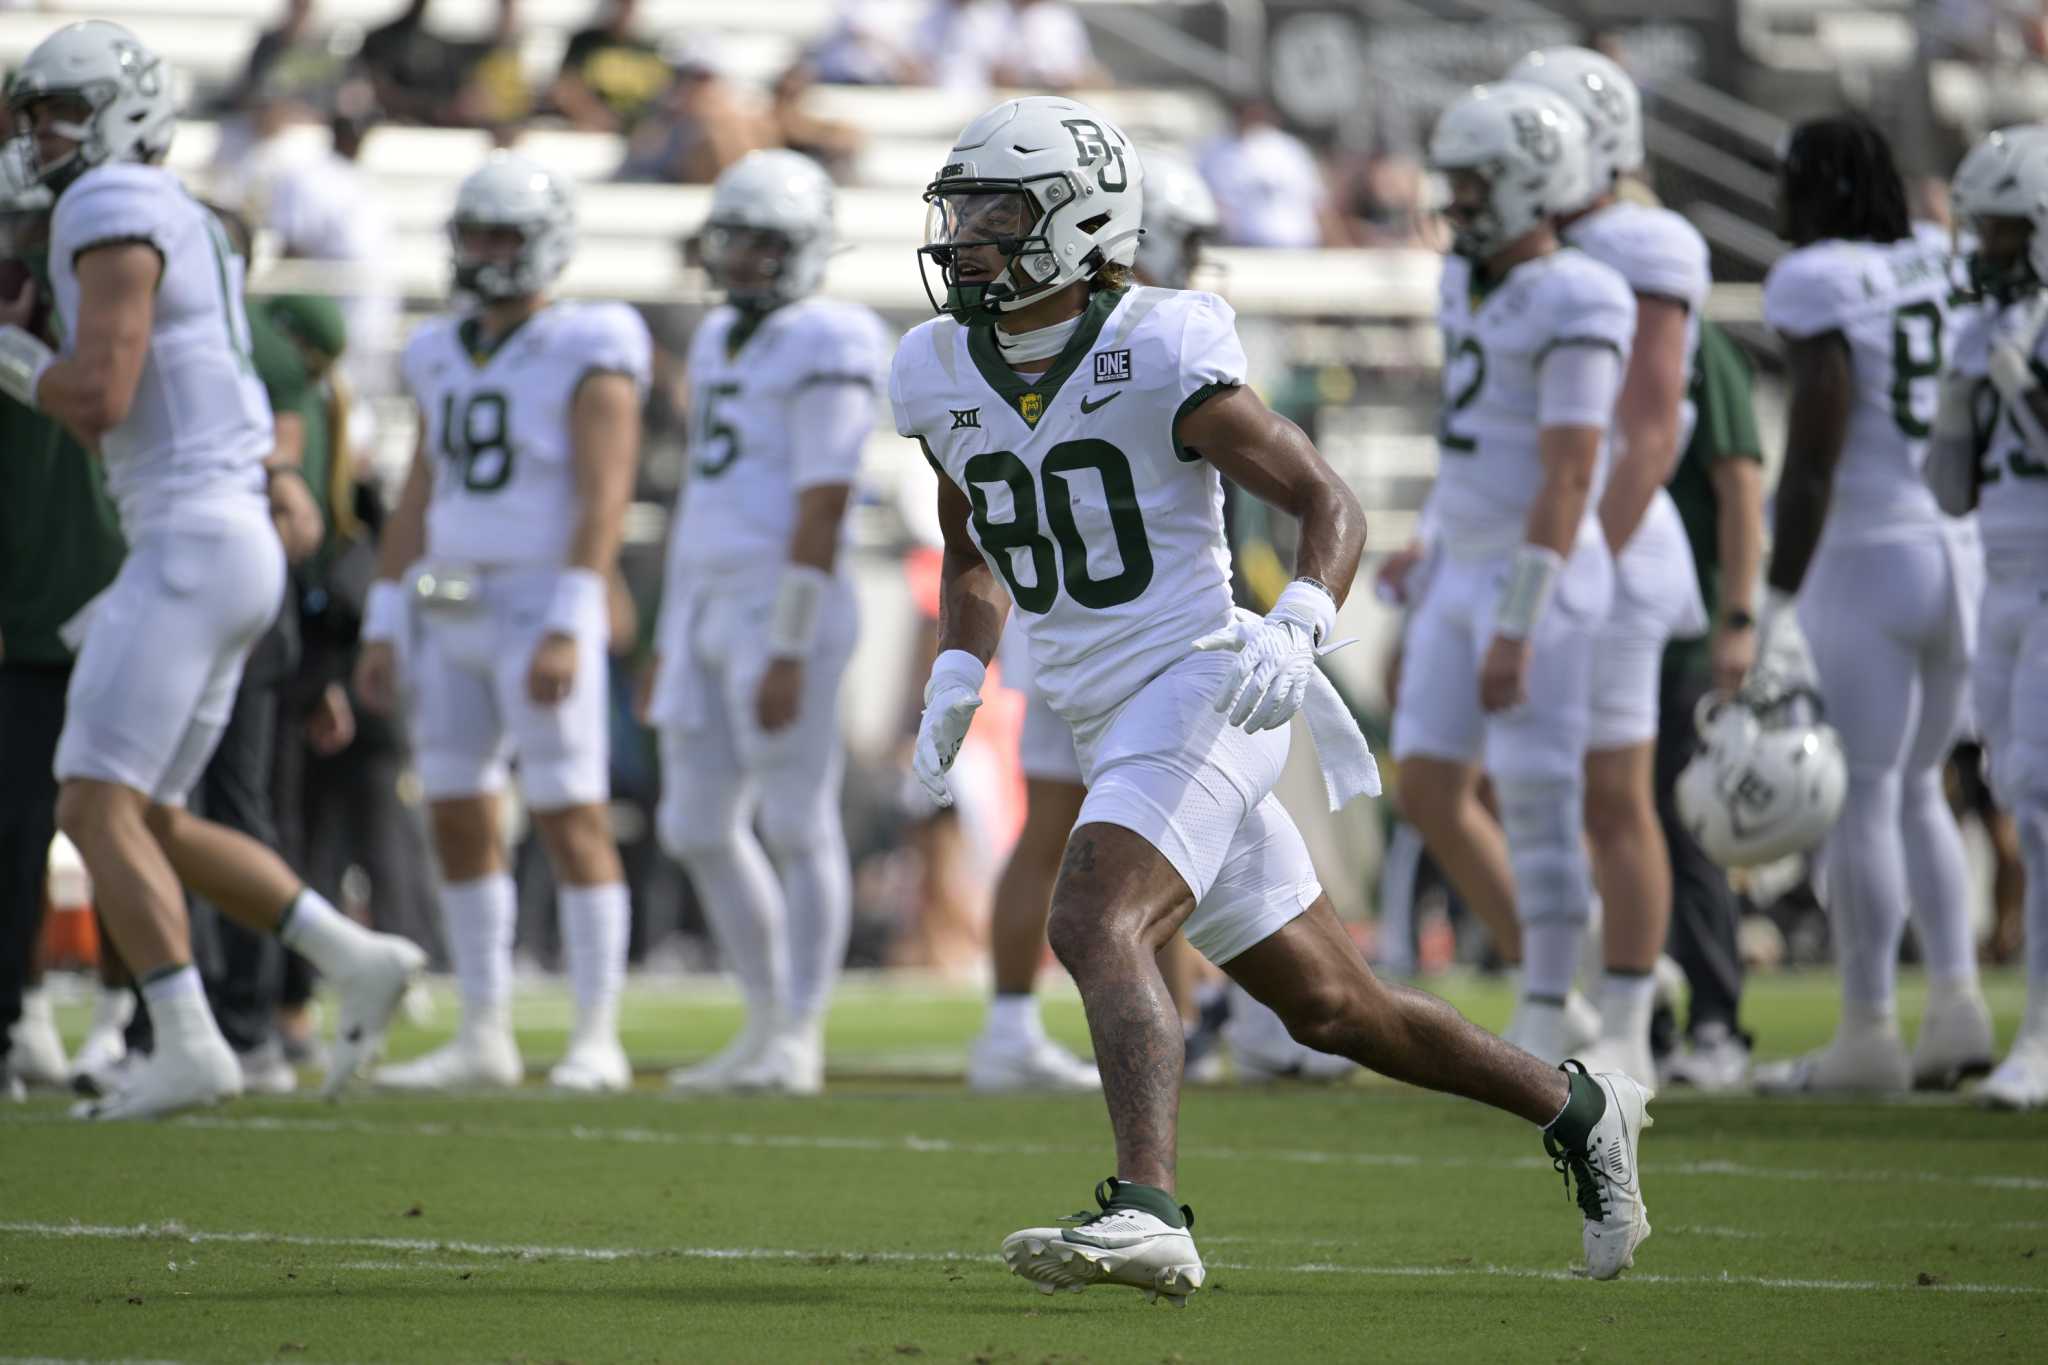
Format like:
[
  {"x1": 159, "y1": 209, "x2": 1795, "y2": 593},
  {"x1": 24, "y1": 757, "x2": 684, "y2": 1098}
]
[
  {"x1": 919, "y1": 96, "x2": 1144, "y2": 323},
  {"x1": 1775, "y1": 114, "x2": 1911, "y2": 248},
  {"x1": 699, "y1": 148, "x2": 836, "y2": 312},
  {"x1": 448, "y1": 152, "x2": 577, "y2": 302},
  {"x1": 4, "y1": 20, "x2": 177, "y2": 193}
]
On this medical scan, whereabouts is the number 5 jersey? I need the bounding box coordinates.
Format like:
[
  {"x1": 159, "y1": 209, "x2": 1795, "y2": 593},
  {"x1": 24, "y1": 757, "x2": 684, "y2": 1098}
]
[
  {"x1": 402, "y1": 299, "x2": 653, "y2": 565},
  {"x1": 891, "y1": 285, "x2": 1244, "y2": 724}
]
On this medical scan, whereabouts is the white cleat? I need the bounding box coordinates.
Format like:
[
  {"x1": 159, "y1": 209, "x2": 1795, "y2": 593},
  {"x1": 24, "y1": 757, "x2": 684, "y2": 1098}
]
[
  {"x1": 1660, "y1": 1022, "x2": 1750, "y2": 1093},
  {"x1": 236, "y1": 1038, "x2": 299, "y2": 1096},
  {"x1": 324, "y1": 936, "x2": 428, "y2": 1099},
  {"x1": 68, "y1": 988, "x2": 135, "y2": 1093},
  {"x1": 549, "y1": 1034, "x2": 631, "y2": 1093},
  {"x1": 968, "y1": 1034, "x2": 1101, "y2": 1093},
  {"x1": 1753, "y1": 1027, "x2": 1910, "y2": 1095},
  {"x1": 373, "y1": 1024, "x2": 523, "y2": 1092},
  {"x1": 1001, "y1": 1179, "x2": 1205, "y2": 1306},
  {"x1": 666, "y1": 1016, "x2": 774, "y2": 1094},
  {"x1": 1910, "y1": 983, "x2": 1995, "y2": 1091},
  {"x1": 8, "y1": 987, "x2": 69, "y2": 1087},
  {"x1": 1544, "y1": 1063, "x2": 1652, "y2": 1281},
  {"x1": 732, "y1": 1024, "x2": 824, "y2": 1096},
  {"x1": 1978, "y1": 1037, "x2": 2048, "y2": 1111},
  {"x1": 71, "y1": 1036, "x2": 243, "y2": 1121}
]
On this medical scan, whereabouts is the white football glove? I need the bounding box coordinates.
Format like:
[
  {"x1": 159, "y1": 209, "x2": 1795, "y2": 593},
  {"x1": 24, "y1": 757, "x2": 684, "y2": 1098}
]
[
  {"x1": 912, "y1": 649, "x2": 985, "y2": 807},
  {"x1": 1193, "y1": 580, "x2": 1345, "y2": 733},
  {"x1": 1754, "y1": 587, "x2": 1818, "y2": 692}
]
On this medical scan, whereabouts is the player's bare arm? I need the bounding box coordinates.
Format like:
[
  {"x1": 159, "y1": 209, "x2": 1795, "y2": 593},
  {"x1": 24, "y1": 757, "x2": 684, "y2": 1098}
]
[
  {"x1": 353, "y1": 429, "x2": 435, "y2": 714},
  {"x1": 757, "y1": 480, "x2": 853, "y2": 732},
  {"x1": 1480, "y1": 417, "x2": 1601, "y2": 713},
  {"x1": 1180, "y1": 383, "x2": 1366, "y2": 597},
  {"x1": 1597, "y1": 293, "x2": 1689, "y2": 552},
  {"x1": 1709, "y1": 454, "x2": 1764, "y2": 693},
  {"x1": 530, "y1": 369, "x2": 640, "y2": 707},
  {"x1": 933, "y1": 459, "x2": 1011, "y2": 665},
  {"x1": 1765, "y1": 331, "x2": 1853, "y2": 597},
  {"x1": 6, "y1": 240, "x2": 157, "y2": 442}
]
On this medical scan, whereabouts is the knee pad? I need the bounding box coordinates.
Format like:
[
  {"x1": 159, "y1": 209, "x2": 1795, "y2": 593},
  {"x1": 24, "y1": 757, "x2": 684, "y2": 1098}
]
[
  {"x1": 1496, "y1": 777, "x2": 1591, "y2": 928},
  {"x1": 656, "y1": 778, "x2": 750, "y2": 863}
]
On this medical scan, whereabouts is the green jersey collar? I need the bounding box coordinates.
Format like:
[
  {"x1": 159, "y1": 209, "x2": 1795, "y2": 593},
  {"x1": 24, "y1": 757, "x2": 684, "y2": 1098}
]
[{"x1": 967, "y1": 285, "x2": 1124, "y2": 429}]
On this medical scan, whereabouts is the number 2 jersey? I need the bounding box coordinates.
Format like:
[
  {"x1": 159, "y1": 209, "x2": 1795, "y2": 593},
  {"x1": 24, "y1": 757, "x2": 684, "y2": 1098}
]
[
  {"x1": 1762, "y1": 236, "x2": 1955, "y2": 540},
  {"x1": 669, "y1": 296, "x2": 891, "y2": 577},
  {"x1": 892, "y1": 286, "x2": 1242, "y2": 723},
  {"x1": 1426, "y1": 249, "x2": 1637, "y2": 553},
  {"x1": 48, "y1": 163, "x2": 273, "y2": 534},
  {"x1": 1949, "y1": 294, "x2": 2048, "y2": 565},
  {"x1": 401, "y1": 300, "x2": 653, "y2": 567}
]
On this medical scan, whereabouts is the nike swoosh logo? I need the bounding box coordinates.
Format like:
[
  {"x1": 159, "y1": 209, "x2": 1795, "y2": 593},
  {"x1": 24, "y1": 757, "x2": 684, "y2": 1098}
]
[{"x1": 1079, "y1": 391, "x2": 1122, "y2": 414}]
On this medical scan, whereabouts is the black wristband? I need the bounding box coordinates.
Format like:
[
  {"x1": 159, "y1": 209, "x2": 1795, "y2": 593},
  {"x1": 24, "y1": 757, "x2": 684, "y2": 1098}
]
[{"x1": 1721, "y1": 607, "x2": 1755, "y2": 631}]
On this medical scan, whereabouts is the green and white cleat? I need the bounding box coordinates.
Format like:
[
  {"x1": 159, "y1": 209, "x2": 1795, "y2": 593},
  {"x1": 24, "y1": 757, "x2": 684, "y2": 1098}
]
[
  {"x1": 1001, "y1": 1178, "x2": 1204, "y2": 1306},
  {"x1": 1543, "y1": 1061, "x2": 1653, "y2": 1280}
]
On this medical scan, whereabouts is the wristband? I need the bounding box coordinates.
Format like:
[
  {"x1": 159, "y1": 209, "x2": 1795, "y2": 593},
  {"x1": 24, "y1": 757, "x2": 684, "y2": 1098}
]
[
  {"x1": 767, "y1": 564, "x2": 831, "y2": 658},
  {"x1": 1494, "y1": 544, "x2": 1565, "y2": 641},
  {"x1": 362, "y1": 580, "x2": 406, "y2": 644},
  {"x1": 0, "y1": 324, "x2": 53, "y2": 410},
  {"x1": 545, "y1": 567, "x2": 607, "y2": 637},
  {"x1": 1274, "y1": 577, "x2": 1339, "y2": 646},
  {"x1": 924, "y1": 648, "x2": 986, "y2": 703}
]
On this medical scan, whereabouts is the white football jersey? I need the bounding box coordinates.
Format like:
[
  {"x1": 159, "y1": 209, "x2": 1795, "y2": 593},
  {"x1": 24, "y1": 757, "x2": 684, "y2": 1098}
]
[
  {"x1": 670, "y1": 297, "x2": 890, "y2": 575},
  {"x1": 892, "y1": 286, "x2": 1242, "y2": 723},
  {"x1": 1426, "y1": 249, "x2": 1637, "y2": 553},
  {"x1": 48, "y1": 163, "x2": 273, "y2": 533},
  {"x1": 1563, "y1": 200, "x2": 1711, "y2": 442},
  {"x1": 403, "y1": 301, "x2": 653, "y2": 567},
  {"x1": 1949, "y1": 296, "x2": 2048, "y2": 561},
  {"x1": 1762, "y1": 237, "x2": 1955, "y2": 536}
]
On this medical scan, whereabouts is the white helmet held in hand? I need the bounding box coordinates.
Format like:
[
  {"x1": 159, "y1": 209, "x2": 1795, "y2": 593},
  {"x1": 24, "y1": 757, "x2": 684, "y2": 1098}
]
[
  {"x1": 1428, "y1": 83, "x2": 1591, "y2": 261},
  {"x1": 5, "y1": 20, "x2": 176, "y2": 191},
  {"x1": 700, "y1": 149, "x2": 836, "y2": 310},
  {"x1": 920, "y1": 95, "x2": 1144, "y2": 322},
  {"x1": 1505, "y1": 46, "x2": 1644, "y2": 202},
  {"x1": 449, "y1": 152, "x2": 577, "y2": 302},
  {"x1": 1675, "y1": 681, "x2": 1847, "y2": 869},
  {"x1": 1136, "y1": 147, "x2": 1219, "y2": 290},
  {"x1": 1950, "y1": 123, "x2": 2048, "y2": 300}
]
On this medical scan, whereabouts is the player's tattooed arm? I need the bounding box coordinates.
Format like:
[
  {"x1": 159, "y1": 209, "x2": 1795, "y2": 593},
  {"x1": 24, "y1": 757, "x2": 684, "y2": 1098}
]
[
  {"x1": 1599, "y1": 293, "x2": 1690, "y2": 552},
  {"x1": 934, "y1": 459, "x2": 1010, "y2": 663},
  {"x1": 1766, "y1": 331, "x2": 1853, "y2": 596},
  {"x1": 25, "y1": 241, "x2": 158, "y2": 444},
  {"x1": 1180, "y1": 384, "x2": 1366, "y2": 601}
]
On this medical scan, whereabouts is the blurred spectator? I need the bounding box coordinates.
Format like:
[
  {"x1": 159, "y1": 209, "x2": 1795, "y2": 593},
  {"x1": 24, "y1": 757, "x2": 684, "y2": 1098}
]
[
  {"x1": 909, "y1": 0, "x2": 1008, "y2": 93},
  {"x1": 769, "y1": 62, "x2": 866, "y2": 180},
  {"x1": 358, "y1": 0, "x2": 528, "y2": 131},
  {"x1": 991, "y1": 0, "x2": 1108, "y2": 91},
  {"x1": 618, "y1": 42, "x2": 771, "y2": 184},
  {"x1": 222, "y1": 0, "x2": 348, "y2": 116},
  {"x1": 810, "y1": 3, "x2": 922, "y2": 86},
  {"x1": 1197, "y1": 100, "x2": 1343, "y2": 248},
  {"x1": 1331, "y1": 150, "x2": 1440, "y2": 249},
  {"x1": 549, "y1": 0, "x2": 671, "y2": 135}
]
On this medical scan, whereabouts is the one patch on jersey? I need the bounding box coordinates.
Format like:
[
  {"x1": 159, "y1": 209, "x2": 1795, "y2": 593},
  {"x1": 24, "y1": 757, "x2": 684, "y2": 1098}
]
[
  {"x1": 1020, "y1": 392, "x2": 1045, "y2": 426},
  {"x1": 950, "y1": 407, "x2": 981, "y2": 430},
  {"x1": 1093, "y1": 349, "x2": 1132, "y2": 384}
]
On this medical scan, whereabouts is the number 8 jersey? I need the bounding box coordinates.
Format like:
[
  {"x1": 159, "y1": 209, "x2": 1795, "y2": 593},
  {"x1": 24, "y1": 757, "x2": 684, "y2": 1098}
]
[
  {"x1": 1762, "y1": 236, "x2": 1955, "y2": 538},
  {"x1": 892, "y1": 285, "x2": 1243, "y2": 723},
  {"x1": 402, "y1": 300, "x2": 653, "y2": 566}
]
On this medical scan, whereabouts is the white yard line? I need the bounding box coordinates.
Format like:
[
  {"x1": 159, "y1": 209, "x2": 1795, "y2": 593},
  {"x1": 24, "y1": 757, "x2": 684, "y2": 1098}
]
[{"x1": 1, "y1": 1219, "x2": 2041, "y2": 1297}]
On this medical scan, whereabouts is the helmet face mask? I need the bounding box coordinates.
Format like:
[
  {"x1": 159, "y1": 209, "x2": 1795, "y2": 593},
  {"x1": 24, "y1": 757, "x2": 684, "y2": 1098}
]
[
  {"x1": 1428, "y1": 84, "x2": 1590, "y2": 264},
  {"x1": 1675, "y1": 678, "x2": 1848, "y2": 869},
  {"x1": 698, "y1": 149, "x2": 836, "y2": 311},
  {"x1": 1952, "y1": 125, "x2": 2048, "y2": 302},
  {"x1": 919, "y1": 183, "x2": 1064, "y2": 322},
  {"x1": 446, "y1": 152, "x2": 576, "y2": 303},
  {"x1": 1968, "y1": 213, "x2": 2036, "y2": 301},
  {"x1": 4, "y1": 21, "x2": 177, "y2": 193}
]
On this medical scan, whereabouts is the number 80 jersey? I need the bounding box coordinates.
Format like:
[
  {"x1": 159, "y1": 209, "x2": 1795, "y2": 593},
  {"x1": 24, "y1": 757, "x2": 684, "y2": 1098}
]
[
  {"x1": 402, "y1": 300, "x2": 653, "y2": 566},
  {"x1": 892, "y1": 285, "x2": 1243, "y2": 723}
]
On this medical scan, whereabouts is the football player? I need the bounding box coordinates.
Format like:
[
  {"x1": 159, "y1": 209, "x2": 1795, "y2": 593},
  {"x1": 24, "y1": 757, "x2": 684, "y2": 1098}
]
[
  {"x1": 646, "y1": 150, "x2": 888, "y2": 1095},
  {"x1": 1507, "y1": 47, "x2": 1713, "y2": 1089},
  {"x1": 1928, "y1": 125, "x2": 2048, "y2": 1108},
  {"x1": 902, "y1": 94, "x2": 1650, "y2": 1302},
  {"x1": 356, "y1": 153, "x2": 650, "y2": 1093},
  {"x1": 1751, "y1": 115, "x2": 1992, "y2": 1094},
  {"x1": 0, "y1": 21, "x2": 423, "y2": 1120}
]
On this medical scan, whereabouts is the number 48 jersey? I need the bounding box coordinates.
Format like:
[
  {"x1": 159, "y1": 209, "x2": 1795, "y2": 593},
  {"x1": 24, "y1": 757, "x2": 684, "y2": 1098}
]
[
  {"x1": 1762, "y1": 237, "x2": 1954, "y2": 537},
  {"x1": 403, "y1": 300, "x2": 653, "y2": 566},
  {"x1": 892, "y1": 285, "x2": 1242, "y2": 723}
]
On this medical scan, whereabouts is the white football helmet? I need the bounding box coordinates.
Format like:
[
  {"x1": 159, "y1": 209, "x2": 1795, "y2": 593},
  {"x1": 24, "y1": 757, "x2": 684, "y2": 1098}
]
[
  {"x1": 1136, "y1": 148, "x2": 1219, "y2": 290},
  {"x1": 1676, "y1": 681, "x2": 1848, "y2": 869},
  {"x1": 700, "y1": 149, "x2": 835, "y2": 310},
  {"x1": 1505, "y1": 46, "x2": 1644, "y2": 202},
  {"x1": 920, "y1": 96, "x2": 1143, "y2": 322},
  {"x1": 448, "y1": 152, "x2": 576, "y2": 301},
  {"x1": 1950, "y1": 124, "x2": 2048, "y2": 299},
  {"x1": 5, "y1": 20, "x2": 176, "y2": 191},
  {"x1": 1428, "y1": 83, "x2": 1591, "y2": 261}
]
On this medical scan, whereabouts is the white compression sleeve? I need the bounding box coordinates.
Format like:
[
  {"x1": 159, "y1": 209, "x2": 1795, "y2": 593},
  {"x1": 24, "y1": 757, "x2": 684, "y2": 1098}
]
[
  {"x1": 1535, "y1": 342, "x2": 1625, "y2": 430},
  {"x1": 790, "y1": 379, "x2": 875, "y2": 490}
]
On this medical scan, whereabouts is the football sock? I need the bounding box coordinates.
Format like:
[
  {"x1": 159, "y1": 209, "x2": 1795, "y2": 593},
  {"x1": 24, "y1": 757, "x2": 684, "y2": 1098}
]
[
  {"x1": 1825, "y1": 771, "x2": 1911, "y2": 1012},
  {"x1": 1597, "y1": 970, "x2": 1657, "y2": 1045},
  {"x1": 679, "y1": 833, "x2": 789, "y2": 1017},
  {"x1": 2014, "y1": 800, "x2": 2048, "y2": 1033},
  {"x1": 1521, "y1": 922, "x2": 1582, "y2": 1003},
  {"x1": 138, "y1": 964, "x2": 221, "y2": 1048},
  {"x1": 1374, "y1": 821, "x2": 1425, "y2": 976},
  {"x1": 440, "y1": 875, "x2": 517, "y2": 1026},
  {"x1": 1900, "y1": 767, "x2": 1978, "y2": 986},
  {"x1": 276, "y1": 887, "x2": 375, "y2": 977},
  {"x1": 559, "y1": 881, "x2": 629, "y2": 1037},
  {"x1": 770, "y1": 819, "x2": 852, "y2": 1027},
  {"x1": 987, "y1": 993, "x2": 1044, "y2": 1047}
]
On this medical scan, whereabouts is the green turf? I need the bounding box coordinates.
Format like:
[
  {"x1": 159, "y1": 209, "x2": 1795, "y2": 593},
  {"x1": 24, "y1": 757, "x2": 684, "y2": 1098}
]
[{"x1": 3, "y1": 969, "x2": 2044, "y2": 1363}]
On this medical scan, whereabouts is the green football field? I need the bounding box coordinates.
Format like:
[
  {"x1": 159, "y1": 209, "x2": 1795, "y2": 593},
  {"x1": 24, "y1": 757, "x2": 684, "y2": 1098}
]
[{"x1": 3, "y1": 969, "x2": 2044, "y2": 1364}]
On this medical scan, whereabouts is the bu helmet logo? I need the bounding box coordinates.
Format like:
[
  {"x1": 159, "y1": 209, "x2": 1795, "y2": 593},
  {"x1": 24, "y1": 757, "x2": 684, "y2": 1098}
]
[
  {"x1": 1510, "y1": 108, "x2": 1561, "y2": 165},
  {"x1": 1061, "y1": 118, "x2": 1128, "y2": 192},
  {"x1": 1581, "y1": 72, "x2": 1627, "y2": 128}
]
